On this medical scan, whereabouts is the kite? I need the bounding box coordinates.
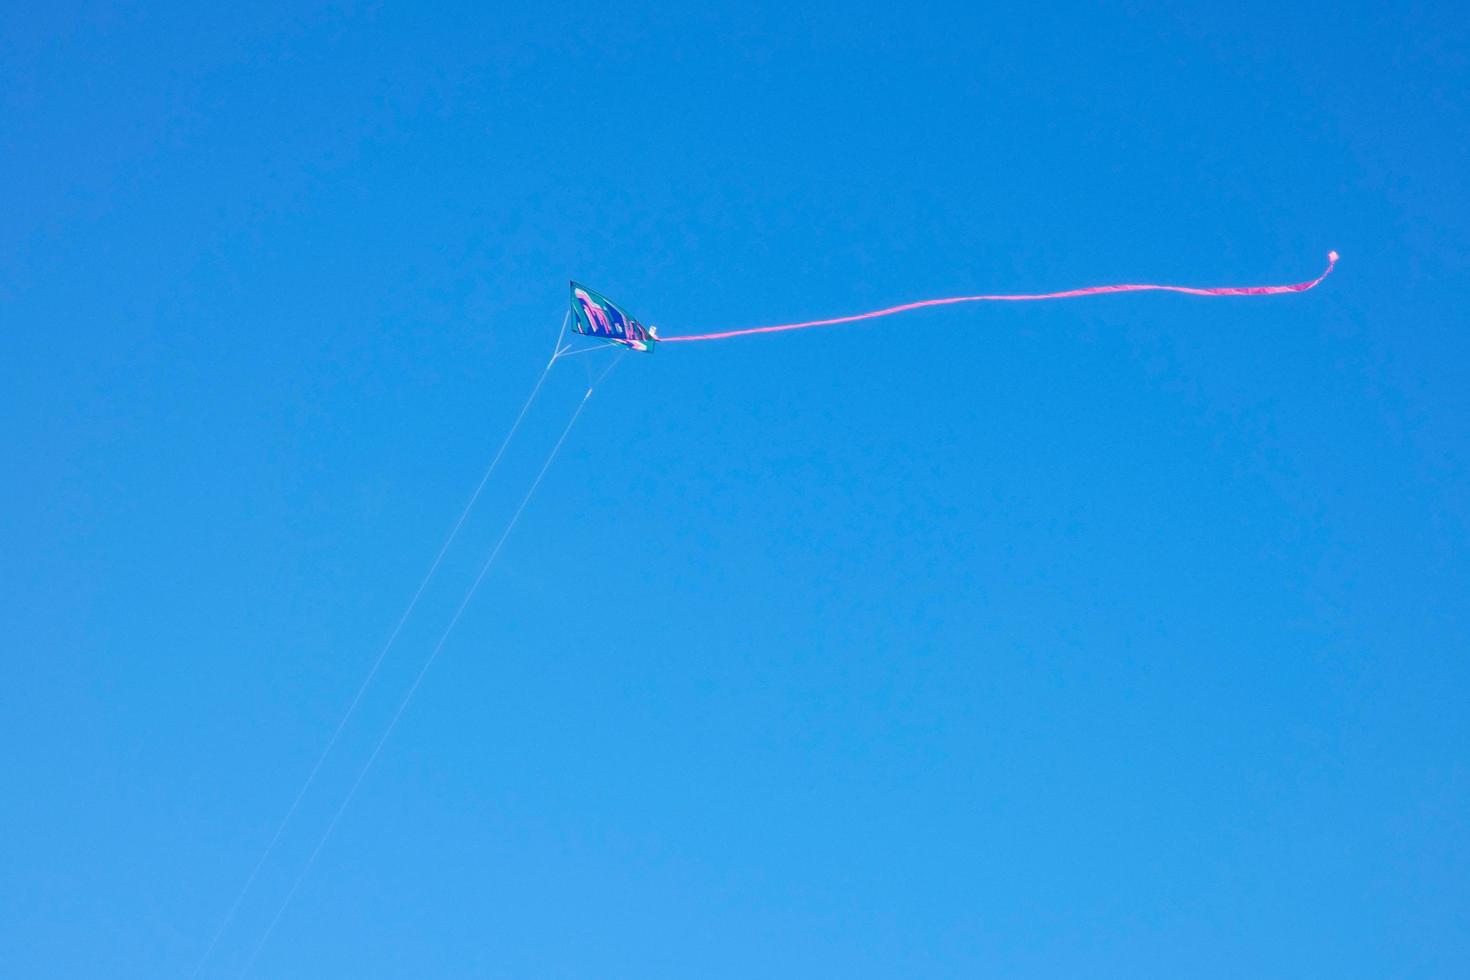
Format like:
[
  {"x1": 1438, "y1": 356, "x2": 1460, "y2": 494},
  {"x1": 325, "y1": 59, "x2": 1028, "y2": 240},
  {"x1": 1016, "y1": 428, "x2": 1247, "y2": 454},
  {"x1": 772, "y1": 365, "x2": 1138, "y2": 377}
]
[
  {"x1": 569, "y1": 251, "x2": 1339, "y2": 352},
  {"x1": 570, "y1": 281, "x2": 657, "y2": 352},
  {"x1": 201, "y1": 250, "x2": 1341, "y2": 977}
]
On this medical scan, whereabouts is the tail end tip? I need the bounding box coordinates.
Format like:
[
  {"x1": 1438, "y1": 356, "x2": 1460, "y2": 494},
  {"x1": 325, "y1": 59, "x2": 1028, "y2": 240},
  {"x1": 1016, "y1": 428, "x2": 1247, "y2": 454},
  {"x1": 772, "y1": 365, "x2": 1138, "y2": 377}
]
[{"x1": 1328, "y1": 250, "x2": 1340, "y2": 263}]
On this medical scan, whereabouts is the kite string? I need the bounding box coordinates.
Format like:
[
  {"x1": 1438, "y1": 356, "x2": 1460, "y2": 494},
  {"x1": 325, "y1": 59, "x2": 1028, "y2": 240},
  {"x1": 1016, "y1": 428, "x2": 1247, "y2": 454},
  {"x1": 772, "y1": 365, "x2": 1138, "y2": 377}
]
[
  {"x1": 659, "y1": 252, "x2": 1339, "y2": 343},
  {"x1": 188, "y1": 313, "x2": 570, "y2": 979},
  {"x1": 237, "y1": 351, "x2": 626, "y2": 978}
]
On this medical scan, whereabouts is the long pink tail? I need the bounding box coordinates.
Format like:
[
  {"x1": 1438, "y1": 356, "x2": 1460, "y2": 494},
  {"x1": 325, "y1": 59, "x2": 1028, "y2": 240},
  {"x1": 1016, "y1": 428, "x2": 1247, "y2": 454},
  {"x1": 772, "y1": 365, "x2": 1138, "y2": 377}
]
[{"x1": 659, "y1": 252, "x2": 1339, "y2": 344}]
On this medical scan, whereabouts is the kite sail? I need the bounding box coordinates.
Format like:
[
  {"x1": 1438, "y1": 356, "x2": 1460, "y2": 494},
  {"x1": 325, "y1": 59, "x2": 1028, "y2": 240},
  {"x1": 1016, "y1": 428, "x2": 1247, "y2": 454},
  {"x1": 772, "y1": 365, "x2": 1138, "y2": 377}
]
[
  {"x1": 655, "y1": 252, "x2": 1339, "y2": 344},
  {"x1": 570, "y1": 281, "x2": 657, "y2": 352}
]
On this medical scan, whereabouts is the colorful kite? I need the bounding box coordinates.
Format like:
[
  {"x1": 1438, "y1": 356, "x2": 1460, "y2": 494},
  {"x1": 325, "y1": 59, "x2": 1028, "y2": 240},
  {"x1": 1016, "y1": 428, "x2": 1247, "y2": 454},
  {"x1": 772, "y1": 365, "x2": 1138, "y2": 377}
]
[
  {"x1": 570, "y1": 281, "x2": 657, "y2": 352},
  {"x1": 571, "y1": 252, "x2": 1339, "y2": 352},
  {"x1": 202, "y1": 252, "x2": 1342, "y2": 977}
]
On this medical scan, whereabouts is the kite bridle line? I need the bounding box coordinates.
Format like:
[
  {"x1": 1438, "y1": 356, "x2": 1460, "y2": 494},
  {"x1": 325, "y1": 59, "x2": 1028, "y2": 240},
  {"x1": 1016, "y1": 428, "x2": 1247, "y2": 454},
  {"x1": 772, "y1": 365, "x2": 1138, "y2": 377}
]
[
  {"x1": 556, "y1": 339, "x2": 628, "y2": 359},
  {"x1": 657, "y1": 252, "x2": 1339, "y2": 344},
  {"x1": 234, "y1": 346, "x2": 626, "y2": 977},
  {"x1": 192, "y1": 312, "x2": 577, "y2": 978}
]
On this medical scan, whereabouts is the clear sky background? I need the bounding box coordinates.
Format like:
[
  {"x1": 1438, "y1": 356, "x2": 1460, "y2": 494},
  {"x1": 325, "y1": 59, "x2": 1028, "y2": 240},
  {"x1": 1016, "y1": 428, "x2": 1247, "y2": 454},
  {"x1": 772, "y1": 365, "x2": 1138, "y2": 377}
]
[{"x1": 3, "y1": 3, "x2": 1467, "y2": 977}]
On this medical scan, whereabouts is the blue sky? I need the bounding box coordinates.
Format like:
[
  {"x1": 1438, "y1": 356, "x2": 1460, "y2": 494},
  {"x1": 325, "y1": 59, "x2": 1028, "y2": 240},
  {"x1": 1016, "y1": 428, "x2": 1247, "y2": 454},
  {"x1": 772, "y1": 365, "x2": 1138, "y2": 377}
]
[{"x1": 3, "y1": 2, "x2": 1467, "y2": 976}]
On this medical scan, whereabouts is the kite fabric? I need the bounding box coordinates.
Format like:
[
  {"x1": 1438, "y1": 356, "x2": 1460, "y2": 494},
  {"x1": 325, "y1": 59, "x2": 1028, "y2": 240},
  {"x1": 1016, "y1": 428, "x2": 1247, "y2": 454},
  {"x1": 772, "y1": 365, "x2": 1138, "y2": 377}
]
[
  {"x1": 570, "y1": 281, "x2": 656, "y2": 352},
  {"x1": 653, "y1": 251, "x2": 1339, "y2": 344}
]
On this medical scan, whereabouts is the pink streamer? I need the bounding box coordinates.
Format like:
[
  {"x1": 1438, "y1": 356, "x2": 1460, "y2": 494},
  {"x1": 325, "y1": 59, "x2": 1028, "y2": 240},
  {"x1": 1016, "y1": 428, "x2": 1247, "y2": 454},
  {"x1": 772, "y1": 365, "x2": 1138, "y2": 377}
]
[{"x1": 659, "y1": 252, "x2": 1338, "y2": 344}]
